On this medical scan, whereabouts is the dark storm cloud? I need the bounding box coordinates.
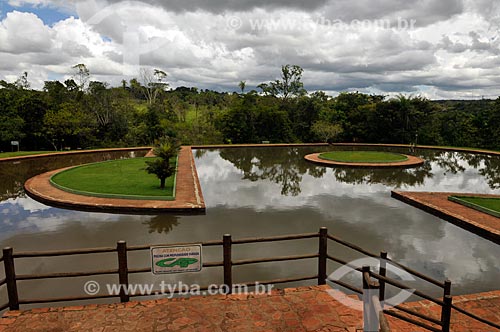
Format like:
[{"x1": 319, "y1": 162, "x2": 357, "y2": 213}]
[{"x1": 97, "y1": 0, "x2": 330, "y2": 13}]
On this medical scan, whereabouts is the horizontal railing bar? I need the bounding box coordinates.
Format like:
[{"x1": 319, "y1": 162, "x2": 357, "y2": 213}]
[
  {"x1": 386, "y1": 259, "x2": 444, "y2": 288},
  {"x1": 239, "y1": 275, "x2": 318, "y2": 286},
  {"x1": 127, "y1": 240, "x2": 224, "y2": 251},
  {"x1": 128, "y1": 262, "x2": 223, "y2": 274},
  {"x1": 128, "y1": 276, "x2": 316, "y2": 298},
  {"x1": 232, "y1": 233, "x2": 318, "y2": 245},
  {"x1": 451, "y1": 303, "x2": 500, "y2": 330},
  {"x1": 0, "y1": 278, "x2": 6, "y2": 286},
  {"x1": 327, "y1": 234, "x2": 445, "y2": 289},
  {"x1": 16, "y1": 269, "x2": 119, "y2": 281},
  {"x1": 327, "y1": 234, "x2": 377, "y2": 258},
  {"x1": 14, "y1": 247, "x2": 116, "y2": 258},
  {"x1": 328, "y1": 279, "x2": 363, "y2": 294},
  {"x1": 128, "y1": 267, "x2": 150, "y2": 274},
  {"x1": 0, "y1": 303, "x2": 9, "y2": 312},
  {"x1": 327, "y1": 254, "x2": 363, "y2": 272},
  {"x1": 370, "y1": 272, "x2": 445, "y2": 306},
  {"x1": 202, "y1": 262, "x2": 224, "y2": 268},
  {"x1": 19, "y1": 293, "x2": 117, "y2": 305},
  {"x1": 233, "y1": 254, "x2": 318, "y2": 266},
  {"x1": 383, "y1": 310, "x2": 441, "y2": 332},
  {"x1": 388, "y1": 304, "x2": 442, "y2": 326}
]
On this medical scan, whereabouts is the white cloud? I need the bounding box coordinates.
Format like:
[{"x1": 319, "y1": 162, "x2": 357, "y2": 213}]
[{"x1": 0, "y1": 0, "x2": 499, "y2": 98}]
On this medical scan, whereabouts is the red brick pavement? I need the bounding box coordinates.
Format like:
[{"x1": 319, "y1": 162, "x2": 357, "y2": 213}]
[
  {"x1": 1, "y1": 286, "x2": 499, "y2": 332},
  {"x1": 24, "y1": 146, "x2": 205, "y2": 214},
  {"x1": 392, "y1": 191, "x2": 500, "y2": 245}
]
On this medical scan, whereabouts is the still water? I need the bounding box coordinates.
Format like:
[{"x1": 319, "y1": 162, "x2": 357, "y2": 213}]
[{"x1": 0, "y1": 146, "x2": 499, "y2": 308}]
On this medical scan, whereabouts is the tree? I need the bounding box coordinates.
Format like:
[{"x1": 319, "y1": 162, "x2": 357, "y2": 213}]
[
  {"x1": 238, "y1": 80, "x2": 246, "y2": 94},
  {"x1": 311, "y1": 121, "x2": 343, "y2": 142},
  {"x1": 15, "y1": 72, "x2": 30, "y2": 90},
  {"x1": 145, "y1": 138, "x2": 180, "y2": 189},
  {"x1": 44, "y1": 102, "x2": 93, "y2": 150},
  {"x1": 258, "y1": 64, "x2": 306, "y2": 100},
  {"x1": 140, "y1": 68, "x2": 169, "y2": 105},
  {"x1": 72, "y1": 64, "x2": 90, "y2": 92}
]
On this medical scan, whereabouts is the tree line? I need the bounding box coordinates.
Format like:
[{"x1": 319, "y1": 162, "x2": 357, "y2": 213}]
[{"x1": 1, "y1": 64, "x2": 500, "y2": 152}]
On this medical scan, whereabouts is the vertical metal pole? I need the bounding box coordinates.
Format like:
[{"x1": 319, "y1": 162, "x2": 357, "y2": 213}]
[
  {"x1": 362, "y1": 265, "x2": 371, "y2": 332},
  {"x1": 318, "y1": 227, "x2": 328, "y2": 285},
  {"x1": 441, "y1": 295, "x2": 453, "y2": 332},
  {"x1": 443, "y1": 279, "x2": 451, "y2": 299},
  {"x1": 3, "y1": 247, "x2": 19, "y2": 310},
  {"x1": 117, "y1": 241, "x2": 129, "y2": 303},
  {"x1": 362, "y1": 265, "x2": 379, "y2": 332},
  {"x1": 223, "y1": 234, "x2": 232, "y2": 294},
  {"x1": 379, "y1": 251, "x2": 387, "y2": 303}
]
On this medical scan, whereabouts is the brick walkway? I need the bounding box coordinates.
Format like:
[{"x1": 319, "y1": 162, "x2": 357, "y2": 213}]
[
  {"x1": 24, "y1": 146, "x2": 205, "y2": 214},
  {"x1": 392, "y1": 191, "x2": 500, "y2": 245},
  {"x1": 1, "y1": 286, "x2": 499, "y2": 332}
]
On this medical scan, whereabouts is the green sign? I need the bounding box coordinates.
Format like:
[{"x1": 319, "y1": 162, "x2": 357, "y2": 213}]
[{"x1": 151, "y1": 245, "x2": 202, "y2": 274}]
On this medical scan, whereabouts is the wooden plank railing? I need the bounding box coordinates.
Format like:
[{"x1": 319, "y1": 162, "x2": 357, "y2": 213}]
[{"x1": 0, "y1": 228, "x2": 498, "y2": 332}]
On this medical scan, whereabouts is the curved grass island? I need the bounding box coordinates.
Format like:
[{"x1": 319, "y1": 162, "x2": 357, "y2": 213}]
[
  {"x1": 24, "y1": 146, "x2": 205, "y2": 214},
  {"x1": 304, "y1": 150, "x2": 424, "y2": 168},
  {"x1": 50, "y1": 158, "x2": 176, "y2": 201}
]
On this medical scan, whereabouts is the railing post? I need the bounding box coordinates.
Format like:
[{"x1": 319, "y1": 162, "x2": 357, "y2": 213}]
[
  {"x1": 3, "y1": 247, "x2": 19, "y2": 310},
  {"x1": 117, "y1": 241, "x2": 129, "y2": 303},
  {"x1": 223, "y1": 234, "x2": 232, "y2": 294},
  {"x1": 379, "y1": 251, "x2": 387, "y2": 304},
  {"x1": 443, "y1": 279, "x2": 451, "y2": 299},
  {"x1": 441, "y1": 295, "x2": 453, "y2": 332},
  {"x1": 318, "y1": 227, "x2": 328, "y2": 285},
  {"x1": 362, "y1": 265, "x2": 374, "y2": 332}
]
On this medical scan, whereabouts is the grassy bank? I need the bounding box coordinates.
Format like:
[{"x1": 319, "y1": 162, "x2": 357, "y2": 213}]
[
  {"x1": 319, "y1": 151, "x2": 408, "y2": 163},
  {"x1": 51, "y1": 157, "x2": 176, "y2": 199}
]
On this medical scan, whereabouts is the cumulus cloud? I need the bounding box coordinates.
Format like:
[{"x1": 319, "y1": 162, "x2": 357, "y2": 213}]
[{"x1": 0, "y1": 0, "x2": 499, "y2": 98}]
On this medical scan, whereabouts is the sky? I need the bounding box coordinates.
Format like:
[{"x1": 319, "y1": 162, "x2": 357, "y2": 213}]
[{"x1": 1, "y1": 0, "x2": 500, "y2": 99}]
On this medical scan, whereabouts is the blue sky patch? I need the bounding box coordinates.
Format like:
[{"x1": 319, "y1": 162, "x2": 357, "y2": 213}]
[{"x1": 0, "y1": 2, "x2": 75, "y2": 26}]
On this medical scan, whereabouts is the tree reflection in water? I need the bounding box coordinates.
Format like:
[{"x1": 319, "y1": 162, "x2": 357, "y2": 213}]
[
  {"x1": 143, "y1": 215, "x2": 180, "y2": 234},
  {"x1": 219, "y1": 148, "x2": 326, "y2": 196},
  {"x1": 218, "y1": 147, "x2": 500, "y2": 194}
]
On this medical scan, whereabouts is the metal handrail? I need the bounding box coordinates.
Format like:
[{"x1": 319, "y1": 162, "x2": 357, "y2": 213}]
[
  {"x1": 327, "y1": 234, "x2": 445, "y2": 289},
  {"x1": 0, "y1": 229, "x2": 497, "y2": 332}
]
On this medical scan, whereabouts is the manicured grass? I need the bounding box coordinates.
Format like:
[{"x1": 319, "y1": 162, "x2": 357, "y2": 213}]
[
  {"x1": 318, "y1": 151, "x2": 409, "y2": 163},
  {"x1": 51, "y1": 158, "x2": 176, "y2": 199},
  {"x1": 0, "y1": 151, "x2": 57, "y2": 158},
  {"x1": 450, "y1": 196, "x2": 500, "y2": 216}
]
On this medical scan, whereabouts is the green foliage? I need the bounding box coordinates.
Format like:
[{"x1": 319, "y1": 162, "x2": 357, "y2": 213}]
[
  {"x1": 258, "y1": 64, "x2": 307, "y2": 100},
  {"x1": 311, "y1": 121, "x2": 343, "y2": 142},
  {"x1": 2, "y1": 65, "x2": 500, "y2": 152},
  {"x1": 145, "y1": 138, "x2": 180, "y2": 189}
]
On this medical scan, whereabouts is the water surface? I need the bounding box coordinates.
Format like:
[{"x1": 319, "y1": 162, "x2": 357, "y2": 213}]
[{"x1": 0, "y1": 146, "x2": 499, "y2": 307}]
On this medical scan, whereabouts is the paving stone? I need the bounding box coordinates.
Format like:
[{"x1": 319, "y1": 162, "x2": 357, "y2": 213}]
[{"x1": 1, "y1": 286, "x2": 499, "y2": 331}]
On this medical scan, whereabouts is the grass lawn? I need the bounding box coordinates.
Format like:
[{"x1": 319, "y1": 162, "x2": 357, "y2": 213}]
[
  {"x1": 450, "y1": 196, "x2": 500, "y2": 215},
  {"x1": 51, "y1": 157, "x2": 176, "y2": 199},
  {"x1": 0, "y1": 151, "x2": 57, "y2": 158},
  {"x1": 318, "y1": 151, "x2": 408, "y2": 163}
]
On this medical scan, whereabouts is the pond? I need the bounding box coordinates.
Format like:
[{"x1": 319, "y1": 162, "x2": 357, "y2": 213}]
[{"x1": 0, "y1": 146, "x2": 499, "y2": 308}]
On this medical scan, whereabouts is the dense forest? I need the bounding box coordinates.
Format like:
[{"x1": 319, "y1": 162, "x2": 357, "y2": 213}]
[{"x1": 1, "y1": 64, "x2": 500, "y2": 152}]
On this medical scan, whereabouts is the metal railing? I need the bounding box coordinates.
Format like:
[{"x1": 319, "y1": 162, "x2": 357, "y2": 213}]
[{"x1": 0, "y1": 227, "x2": 498, "y2": 331}]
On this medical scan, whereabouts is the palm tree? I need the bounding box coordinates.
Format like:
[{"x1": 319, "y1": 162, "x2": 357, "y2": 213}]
[
  {"x1": 145, "y1": 138, "x2": 180, "y2": 189},
  {"x1": 238, "y1": 80, "x2": 246, "y2": 94}
]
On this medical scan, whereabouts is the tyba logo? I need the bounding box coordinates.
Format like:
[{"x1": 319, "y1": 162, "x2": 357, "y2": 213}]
[{"x1": 156, "y1": 258, "x2": 199, "y2": 268}]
